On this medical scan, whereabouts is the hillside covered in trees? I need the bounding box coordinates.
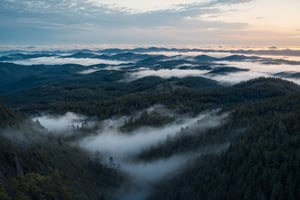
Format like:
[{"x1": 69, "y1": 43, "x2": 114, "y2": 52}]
[
  {"x1": 0, "y1": 102, "x2": 122, "y2": 200},
  {"x1": 0, "y1": 49, "x2": 299, "y2": 200},
  {"x1": 149, "y1": 94, "x2": 300, "y2": 200}
]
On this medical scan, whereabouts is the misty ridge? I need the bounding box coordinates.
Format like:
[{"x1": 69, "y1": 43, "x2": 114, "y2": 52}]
[
  {"x1": 0, "y1": 48, "x2": 300, "y2": 92},
  {"x1": 0, "y1": 81, "x2": 299, "y2": 200},
  {"x1": 0, "y1": 104, "x2": 232, "y2": 200},
  {"x1": 0, "y1": 119, "x2": 48, "y2": 144},
  {"x1": 29, "y1": 106, "x2": 230, "y2": 160}
]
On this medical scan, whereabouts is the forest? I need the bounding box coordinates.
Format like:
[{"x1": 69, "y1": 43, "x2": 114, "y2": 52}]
[{"x1": 0, "y1": 49, "x2": 299, "y2": 200}]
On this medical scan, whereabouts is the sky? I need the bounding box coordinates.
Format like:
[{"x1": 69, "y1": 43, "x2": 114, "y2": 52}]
[{"x1": 0, "y1": 0, "x2": 300, "y2": 47}]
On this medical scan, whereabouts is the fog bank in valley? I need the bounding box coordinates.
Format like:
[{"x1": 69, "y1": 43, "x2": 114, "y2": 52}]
[
  {"x1": 32, "y1": 112, "x2": 93, "y2": 134},
  {"x1": 78, "y1": 111, "x2": 228, "y2": 159},
  {"x1": 25, "y1": 107, "x2": 231, "y2": 200}
]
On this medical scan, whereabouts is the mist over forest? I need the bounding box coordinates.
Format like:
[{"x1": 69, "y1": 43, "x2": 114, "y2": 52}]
[{"x1": 0, "y1": 47, "x2": 299, "y2": 200}]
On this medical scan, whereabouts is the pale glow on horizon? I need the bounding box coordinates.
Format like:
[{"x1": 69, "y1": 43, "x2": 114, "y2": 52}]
[
  {"x1": 1, "y1": 44, "x2": 300, "y2": 52},
  {"x1": 202, "y1": 0, "x2": 300, "y2": 33}
]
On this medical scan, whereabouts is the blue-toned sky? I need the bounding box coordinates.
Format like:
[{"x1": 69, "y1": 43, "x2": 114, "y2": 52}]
[{"x1": 1, "y1": 0, "x2": 300, "y2": 47}]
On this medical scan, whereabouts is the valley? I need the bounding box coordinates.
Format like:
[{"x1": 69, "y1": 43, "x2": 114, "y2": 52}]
[{"x1": 0, "y1": 48, "x2": 299, "y2": 200}]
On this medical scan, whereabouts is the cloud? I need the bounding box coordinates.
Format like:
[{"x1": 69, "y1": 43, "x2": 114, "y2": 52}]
[
  {"x1": 214, "y1": 0, "x2": 253, "y2": 4},
  {"x1": 87, "y1": 0, "x2": 209, "y2": 13},
  {"x1": 2, "y1": 0, "x2": 299, "y2": 47},
  {"x1": 0, "y1": 0, "x2": 255, "y2": 45},
  {"x1": 1, "y1": 0, "x2": 252, "y2": 15}
]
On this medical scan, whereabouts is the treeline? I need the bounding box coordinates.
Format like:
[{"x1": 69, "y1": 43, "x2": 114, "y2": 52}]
[
  {"x1": 121, "y1": 110, "x2": 175, "y2": 132},
  {"x1": 0, "y1": 77, "x2": 299, "y2": 200},
  {"x1": 3, "y1": 77, "x2": 299, "y2": 119}
]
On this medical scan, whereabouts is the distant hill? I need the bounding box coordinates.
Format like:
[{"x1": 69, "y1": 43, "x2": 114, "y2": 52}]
[
  {"x1": 2, "y1": 77, "x2": 299, "y2": 118},
  {"x1": 220, "y1": 54, "x2": 259, "y2": 61},
  {"x1": 0, "y1": 48, "x2": 300, "y2": 200},
  {"x1": 0, "y1": 53, "x2": 55, "y2": 61},
  {"x1": 194, "y1": 55, "x2": 216, "y2": 62},
  {"x1": 171, "y1": 76, "x2": 221, "y2": 89},
  {"x1": 274, "y1": 71, "x2": 300, "y2": 79},
  {"x1": 207, "y1": 67, "x2": 249, "y2": 75}
]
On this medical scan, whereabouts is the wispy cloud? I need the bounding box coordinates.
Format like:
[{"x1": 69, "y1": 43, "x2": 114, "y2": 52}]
[{"x1": 1, "y1": 0, "x2": 299, "y2": 46}]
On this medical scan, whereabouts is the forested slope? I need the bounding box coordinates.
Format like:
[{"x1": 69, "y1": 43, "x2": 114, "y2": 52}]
[
  {"x1": 0, "y1": 77, "x2": 299, "y2": 200},
  {"x1": 149, "y1": 94, "x2": 300, "y2": 200},
  {"x1": 0, "y1": 102, "x2": 122, "y2": 200}
]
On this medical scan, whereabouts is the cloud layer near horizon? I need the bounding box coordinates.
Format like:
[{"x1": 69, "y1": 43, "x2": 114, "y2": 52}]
[{"x1": 1, "y1": 0, "x2": 299, "y2": 46}]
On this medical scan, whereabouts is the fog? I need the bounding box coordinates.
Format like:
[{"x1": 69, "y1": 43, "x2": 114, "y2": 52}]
[
  {"x1": 78, "y1": 65, "x2": 125, "y2": 74},
  {"x1": 9, "y1": 56, "x2": 129, "y2": 66},
  {"x1": 213, "y1": 61, "x2": 300, "y2": 85},
  {"x1": 1, "y1": 48, "x2": 299, "y2": 199},
  {"x1": 78, "y1": 111, "x2": 228, "y2": 159},
  {"x1": 126, "y1": 59, "x2": 300, "y2": 85},
  {"x1": 127, "y1": 68, "x2": 210, "y2": 81},
  {"x1": 30, "y1": 108, "x2": 228, "y2": 160},
  {"x1": 1, "y1": 49, "x2": 299, "y2": 85},
  {"x1": 114, "y1": 154, "x2": 191, "y2": 200},
  {"x1": 78, "y1": 68, "x2": 102, "y2": 74},
  {"x1": 121, "y1": 154, "x2": 190, "y2": 183},
  {"x1": 120, "y1": 142, "x2": 230, "y2": 184},
  {"x1": 144, "y1": 51, "x2": 233, "y2": 58},
  {"x1": 32, "y1": 112, "x2": 91, "y2": 134},
  {"x1": 114, "y1": 142, "x2": 230, "y2": 200},
  {"x1": 0, "y1": 106, "x2": 231, "y2": 200},
  {"x1": 0, "y1": 120, "x2": 49, "y2": 144},
  {"x1": 138, "y1": 49, "x2": 300, "y2": 62},
  {"x1": 73, "y1": 109, "x2": 229, "y2": 200},
  {"x1": 29, "y1": 107, "x2": 229, "y2": 199}
]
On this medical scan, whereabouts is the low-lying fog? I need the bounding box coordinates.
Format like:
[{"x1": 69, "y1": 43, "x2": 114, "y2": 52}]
[
  {"x1": 9, "y1": 56, "x2": 130, "y2": 66},
  {"x1": 212, "y1": 61, "x2": 300, "y2": 85},
  {"x1": 1, "y1": 49, "x2": 299, "y2": 85},
  {"x1": 32, "y1": 112, "x2": 91, "y2": 134},
  {"x1": 127, "y1": 69, "x2": 210, "y2": 81},
  {"x1": 125, "y1": 58, "x2": 300, "y2": 85},
  {"x1": 29, "y1": 107, "x2": 230, "y2": 200},
  {"x1": 78, "y1": 111, "x2": 228, "y2": 159},
  {"x1": 145, "y1": 50, "x2": 233, "y2": 58}
]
